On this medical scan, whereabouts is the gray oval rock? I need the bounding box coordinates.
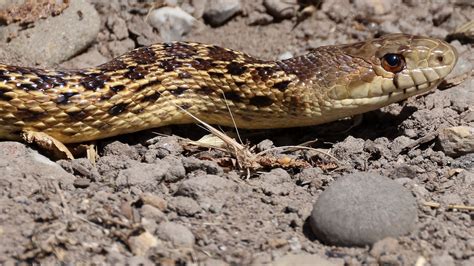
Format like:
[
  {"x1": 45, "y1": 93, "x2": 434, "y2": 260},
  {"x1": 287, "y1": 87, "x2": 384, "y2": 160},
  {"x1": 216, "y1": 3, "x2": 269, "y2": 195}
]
[
  {"x1": 0, "y1": 0, "x2": 100, "y2": 66},
  {"x1": 310, "y1": 172, "x2": 417, "y2": 247}
]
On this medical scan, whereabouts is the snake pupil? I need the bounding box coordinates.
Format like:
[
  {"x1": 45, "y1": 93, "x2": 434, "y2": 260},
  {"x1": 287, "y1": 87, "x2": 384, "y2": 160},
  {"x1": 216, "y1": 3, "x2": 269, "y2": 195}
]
[
  {"x1": 381, "y1": 53, "x2": 405, "y2": 73},
  {"x1": 385, "y1": 54, "x2": 399, "y2": 66}
]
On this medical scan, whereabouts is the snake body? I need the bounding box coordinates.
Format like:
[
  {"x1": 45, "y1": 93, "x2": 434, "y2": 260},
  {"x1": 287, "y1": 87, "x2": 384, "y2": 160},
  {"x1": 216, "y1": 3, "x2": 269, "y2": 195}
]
[{"x1": 0, "y1": 34, "x2": 457, "y2": 143}]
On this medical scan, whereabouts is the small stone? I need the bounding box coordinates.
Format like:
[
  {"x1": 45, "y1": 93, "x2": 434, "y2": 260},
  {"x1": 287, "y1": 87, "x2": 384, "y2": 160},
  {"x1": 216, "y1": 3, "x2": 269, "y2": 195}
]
[
  {"x1": 247, "y1": 12, "x2": 273, "y2": 26},
  {"x1": 431, "y1": 253, "x2": 455, "y2": 266},
  {"x1": 127, "y1": 231, "x2": 159, "y2": 256},
  {"x1": 140, "y1": 193, "x2": 168, "y2": 211},
  {"x1": 169, "y1": 196, "x2": 201, "y2": 216},
  {"x1": 264, "y1": 0, "x2": 296, "y2": 20},
  {"x1": 278, "y1": 51, "x2": 293, "y2": 60},
  {"x1": 106, "y1": 38, "x2": 136, "y2": 57},
  {"x1": 203, "y1": 0, "x2": 241, "y2": 26},
  {"x1": 147, "y1": 6, "x2": 196, "y2": 42},
  {"x1": 182, "y1": 157, "x2": 223, "y2": 175},
  {"x1": 161, "y1": 156, "x2": 186, "y2": 182},
  {"x1": 273, "y1": 254, "x2": 339, "y2": 266},
  {"x1": 115, "y1": 163, "x2": 168, "y2": 190},
  {"x1": 157, "y1": 222, "x2": 195, "y2": 247},
  {"x1": 103, "y1": 141, "x2": 140, "y2": 160},
  {"x1": 369, "y1": 237, "x2": 400, "y2": 258},
  {"x1": 147, "y1": 136, "x2": 184, "y2": 159},
  {"x1": 73, "y1": 177, "x2": 91, "y2": 188},
  {"x1": 310, "y1": 173, "x2": 417, "y2": 247},
  {"x1": 256, "y1": 139, "x2": 274, "y2": 152},
  {"x1": 189, "y1": 0, "x2": 207, "y2": 18},
  {"x1": 437, "y1": 126, "x2": 474, "y2": 158},
  {"x1": 107, "y1": 15, "x2": 129, "y2": 40},
  {"x1": 140, "y1": 204, "x2": 167, "y2": 223},
  {"x1": 128, "y1": 15, "x2": 160, "y2": 46}
]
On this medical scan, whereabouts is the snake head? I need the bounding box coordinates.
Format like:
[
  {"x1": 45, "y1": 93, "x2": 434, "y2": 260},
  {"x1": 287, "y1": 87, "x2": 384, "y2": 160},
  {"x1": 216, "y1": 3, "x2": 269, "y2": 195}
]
[{"x1": 327, "y1": 33, "x2": 458, "y2": 108}]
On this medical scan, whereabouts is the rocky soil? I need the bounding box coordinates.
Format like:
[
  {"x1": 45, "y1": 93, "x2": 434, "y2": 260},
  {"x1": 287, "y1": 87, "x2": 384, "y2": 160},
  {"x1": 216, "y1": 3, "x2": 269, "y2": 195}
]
[{"x1": 0, "y1": 0, "x2": 473, "y2": 265}]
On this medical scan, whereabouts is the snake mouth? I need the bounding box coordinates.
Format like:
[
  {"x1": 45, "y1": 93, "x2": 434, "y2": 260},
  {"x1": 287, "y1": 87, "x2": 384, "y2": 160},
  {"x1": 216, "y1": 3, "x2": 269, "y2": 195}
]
[{"x1": 332, "y1": 80, "x2": 438, "y2": 109}]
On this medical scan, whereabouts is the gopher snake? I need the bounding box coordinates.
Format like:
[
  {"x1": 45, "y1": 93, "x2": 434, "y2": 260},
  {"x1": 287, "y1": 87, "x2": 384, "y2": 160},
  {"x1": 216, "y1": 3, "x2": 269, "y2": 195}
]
[{"x1": 0, "y1": 34, "x2": 457, "y2": 143}]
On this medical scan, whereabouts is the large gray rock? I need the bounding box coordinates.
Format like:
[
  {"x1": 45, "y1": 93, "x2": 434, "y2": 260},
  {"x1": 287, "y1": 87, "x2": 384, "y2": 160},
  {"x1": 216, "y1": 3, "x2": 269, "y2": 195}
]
[
  {"x1": 310, "y1": 173, "x2": 417, "y2": 247},
  {"x1": 0, "y1": 0, "x2": 100, "y2": 66}
]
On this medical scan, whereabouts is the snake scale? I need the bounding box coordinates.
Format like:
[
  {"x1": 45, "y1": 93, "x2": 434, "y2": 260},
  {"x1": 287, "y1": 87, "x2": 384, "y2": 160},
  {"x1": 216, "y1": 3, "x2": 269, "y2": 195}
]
[{"x1": 0, "y1": 34, "x2": 457, "y2": 143}]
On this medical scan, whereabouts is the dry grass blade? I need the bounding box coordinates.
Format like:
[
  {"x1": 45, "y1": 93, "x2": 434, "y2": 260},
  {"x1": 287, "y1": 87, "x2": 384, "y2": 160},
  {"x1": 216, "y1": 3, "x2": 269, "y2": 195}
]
[
  {"x1": 256, "y1": 145, "x2": 340, "y2": 164},
  {"x1": 174, "y1": 105, "x2": 260, "y2": 171},
  {"x1": 423, "y1": 201, "x2": 474, "y2": 211}
]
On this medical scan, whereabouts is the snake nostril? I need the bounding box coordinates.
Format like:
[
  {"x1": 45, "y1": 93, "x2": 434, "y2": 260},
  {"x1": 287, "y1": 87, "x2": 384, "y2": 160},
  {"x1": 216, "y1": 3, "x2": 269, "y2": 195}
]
[{"x1": 436, "y1": 55, "x2": 444, "y2": 63}]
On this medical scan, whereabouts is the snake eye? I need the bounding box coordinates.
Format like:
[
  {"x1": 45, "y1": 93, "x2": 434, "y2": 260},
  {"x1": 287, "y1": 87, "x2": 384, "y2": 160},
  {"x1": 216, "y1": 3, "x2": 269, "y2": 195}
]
[{"x1": 381, "y1": 53, "x2": 405, "y2": 73}]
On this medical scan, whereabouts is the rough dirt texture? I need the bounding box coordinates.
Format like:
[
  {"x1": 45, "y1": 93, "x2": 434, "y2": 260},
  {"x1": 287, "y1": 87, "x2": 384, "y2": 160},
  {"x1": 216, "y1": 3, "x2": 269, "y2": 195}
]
[{"x1": 0, "y1": 0, "x2": 473, "y2": 265}]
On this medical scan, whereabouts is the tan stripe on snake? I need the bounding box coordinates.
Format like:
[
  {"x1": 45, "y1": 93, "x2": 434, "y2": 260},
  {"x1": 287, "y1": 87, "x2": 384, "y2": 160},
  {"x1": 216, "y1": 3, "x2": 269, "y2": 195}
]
[{"x1": 0, "y1": 34, "x2": 457, "y2": 144}]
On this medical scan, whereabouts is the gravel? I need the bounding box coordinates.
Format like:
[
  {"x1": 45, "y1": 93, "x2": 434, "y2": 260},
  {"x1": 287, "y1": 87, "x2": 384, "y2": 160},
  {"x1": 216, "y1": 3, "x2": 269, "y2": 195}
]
[{"x1": 0, "y1": 0, "x2": 472, "y2": 264}]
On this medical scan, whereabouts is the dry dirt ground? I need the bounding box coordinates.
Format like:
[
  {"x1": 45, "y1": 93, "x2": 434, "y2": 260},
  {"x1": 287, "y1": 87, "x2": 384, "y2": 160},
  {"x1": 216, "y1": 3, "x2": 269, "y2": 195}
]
[{"x1": 0, "y1": 0, "x2": 473, "y2": 265}]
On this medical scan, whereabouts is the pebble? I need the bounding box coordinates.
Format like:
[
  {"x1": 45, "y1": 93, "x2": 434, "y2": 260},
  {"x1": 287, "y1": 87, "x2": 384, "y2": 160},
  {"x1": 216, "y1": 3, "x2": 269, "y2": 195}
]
[
  {"x1": 256, "y1": 139, "x2": 274, "y2": 152},
  {"x1": 431, "y1": 253, "x2": 455, "y2": 266},
  {"x1": 103, "y1": 141, "x2": 141, "y2": 160},
  {"x1": 437, "y1": 126, "x2": 474, "y2": 158},
  {"x1": 127, "y1": 15, "x2": 160, "y2": 46},
  {"x1": 0, "y1": 0, "x2": 100, "y2": 65},
  {"x1": 127, "y1": 231, "x2": 159, "y2": 256},
  {"x1": 182, "y1": 157, "x2": 223, "y2": 175},
  {"x1": 146, "y1": 136, "x2": 184, "y2": 159},
  {"x1": 203, "y1": 0, "x2": 242, "y2": 26},
  {"x1": 247, "y1": 12, "x2": 274, "y2": 26},
  {"x1": 156, "y1": 222, "x2": 195, "y2": 247},
  {"x1": 369, "y1": 237, "x2": 400, "y2": 258},
  {"x1": 177, "y1": 176, "x2": 231, "y2": 196},
  {"x1": 140, "y1": 204, "x2": 167, "y2": 223},
  {"x1": 140, "y1": 193, "x2": 168, "y2": 211},
  {"x1": 278, "y1": 51, "x2": 294, "y2": 60},
  {"x1": 147, "y1": 6, "x2": 196, "y2": 42},
  {"x1": 310, "y1": 173, "x2": 417, "y2": 247},
  {"x1": 107, "y1": 15, "x2": 129, "y2": 40},
  {"x1": 115, "y1": 162, "x2": 169, "y2": 190},
  {"x1": 176, "y1": 174, "x2": 234, "y2": 212},
  {"x1": 169, "y1": 196, "x2": 202, "y2": 216},
  {"x1": 264, "y1": 0, "x2": 296, "y2": 20},
  {"x1": 272, "y1": 254, "x2": 340, "y2": 266}
]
